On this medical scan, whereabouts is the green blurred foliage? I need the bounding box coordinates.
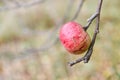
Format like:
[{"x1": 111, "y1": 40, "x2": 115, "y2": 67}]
[{"x1": 0, "y1": 0, "x2": 120, "y2": 80}]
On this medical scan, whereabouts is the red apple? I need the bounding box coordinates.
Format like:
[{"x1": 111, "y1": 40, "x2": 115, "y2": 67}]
[{"x1": 59, "y1": 21, "x2": 91, "y2": 54}]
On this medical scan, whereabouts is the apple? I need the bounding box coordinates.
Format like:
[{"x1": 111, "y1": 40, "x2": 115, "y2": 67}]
[{"x1": 59, "y1": 21, "x2": 91, "y2": 54}]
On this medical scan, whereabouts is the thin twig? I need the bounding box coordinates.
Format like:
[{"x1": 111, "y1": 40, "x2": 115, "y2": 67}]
[
  {"x1": 0, "y1": 0, "x2": 45, "y2": 11},
  {"x1": 71, "y1": 0, "x2": 84, "y2": 21},
  {"x1": 69, "y1": 0, "x2": 103, "y2": 66},
  {"x1": 83, "y1": 12, "x2": 99, "y2": 31}
]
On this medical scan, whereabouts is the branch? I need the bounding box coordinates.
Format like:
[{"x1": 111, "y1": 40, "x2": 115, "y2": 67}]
[
  {"x1": 69, "y1": 0, "x2": 103, "y2": 66},
  {"x1": 83, "y1": 12, "x2": 99, "y2": 31},
  {"x1": 71, "y1": 0, "x2": 84, "y2": 21},
  {"x1": 0, "y1": 0, "x2": 45, "y2": 11}
]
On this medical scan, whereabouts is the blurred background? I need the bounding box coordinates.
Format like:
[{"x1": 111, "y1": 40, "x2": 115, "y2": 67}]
[{"x1": 0, "y1": 0, "x2": 120, "y2": 80}]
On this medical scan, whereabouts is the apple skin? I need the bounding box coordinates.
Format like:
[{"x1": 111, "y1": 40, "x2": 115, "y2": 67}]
[{"x1": 59, "y1": 21, "x2": 91, "y2": 55}]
